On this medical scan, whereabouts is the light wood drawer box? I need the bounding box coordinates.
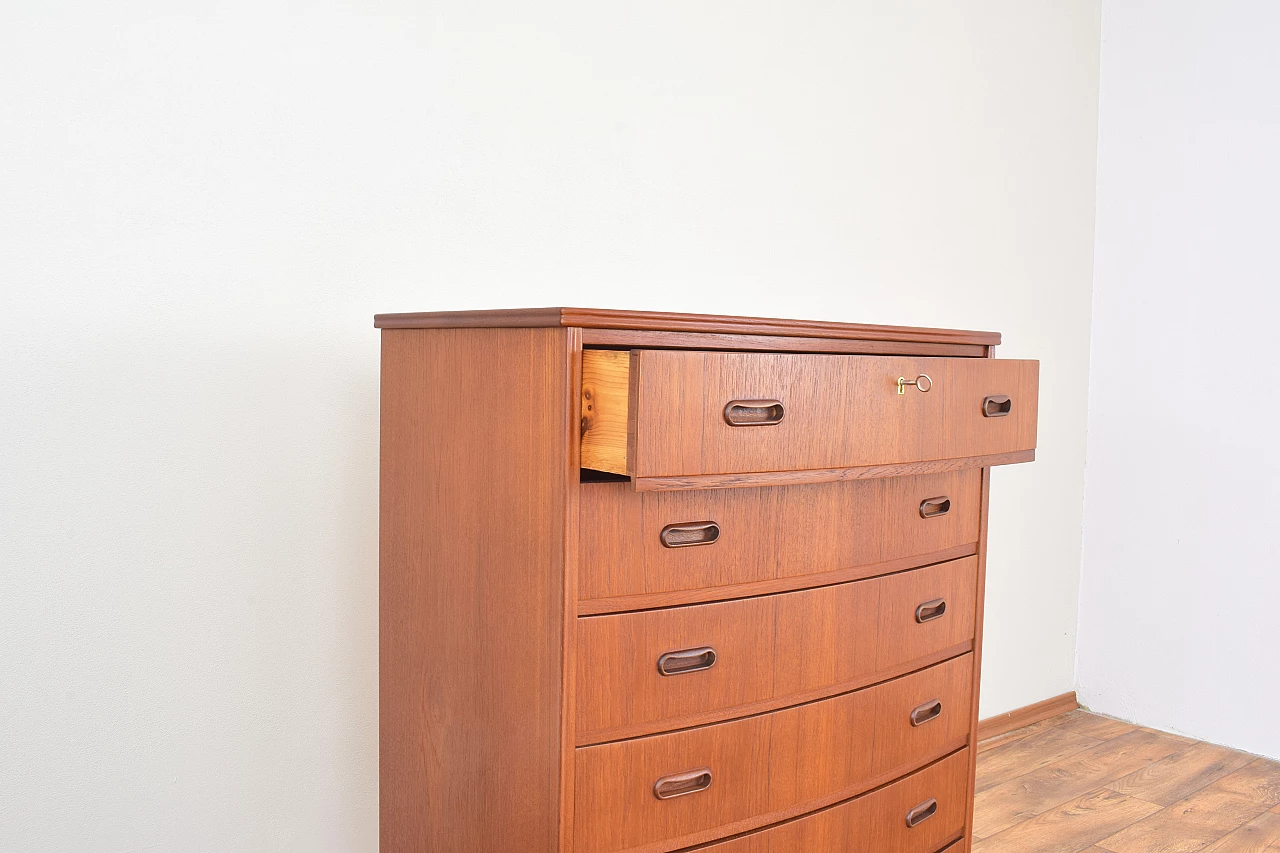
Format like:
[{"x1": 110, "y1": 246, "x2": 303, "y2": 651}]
[
  {"x1": 581, "y1": 349, "x2": 1038, "y2": 484},
  {"x1": 699, "y1": 748, "x2": 970, "y2": 853},
  {"x1": 579, "y1": 469, "x2": 981, "y2": 610},
  {"x1": 377, "y1": 309, "x2": 1039, "y2": 853},
  {"x1": 575, "y1": 556, "x2": 977, "y2": 743},
  {"x1": 574, "y1": 654, "x2": 973, "y2": 853}
]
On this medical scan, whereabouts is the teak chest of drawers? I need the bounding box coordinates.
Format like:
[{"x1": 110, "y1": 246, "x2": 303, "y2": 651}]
[{"x1": 376, "y1": 309, "x2": 1039, "y2": 853}]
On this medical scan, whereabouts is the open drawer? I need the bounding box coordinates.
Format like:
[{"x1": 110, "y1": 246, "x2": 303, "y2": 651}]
[{"x1": 581, "y1": 349, "x2": 1038, "y2": 488}]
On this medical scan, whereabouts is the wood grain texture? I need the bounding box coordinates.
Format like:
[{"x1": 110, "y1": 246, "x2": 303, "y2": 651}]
[
  {"x1": 1105, "y1": 741, "x2": 1256, "y2": 806},
  {"x1": 1215, "y1": 760, "x2": 1280, "y2": 807},
  {"x1": 628, "y1": 352, "x2": 1038, "y2": 479},
  {"x1": 379, "y1": 327, "x2": 570, "y2": 853},
  {"x1": 973, "y1": 729, "x2": 1187, "y2": 839},
  {"x1": 977, "y1": 724, "x2": 1105, "y2": 793},
  {"x1": 1098, "y1": 772, "x2": 1276, "y2": 853},
  {"x1": 977, "y1": 692, "x2": 1080, "y2": 742},
  {"x1": 873, "y1": 558, "x2": 978, "y2": 670},
  {"x1": 1200, "y1": 807, "x2": 1280, "y2": 853},
  {"x1": 582, "y1": 329, "x2": 989, "y2": 357},
  {"x1": 976, "y1": 718, "x2": 1054, "y2": 755},
  {"x1": 576, "y1": 545, "x2": 978, "y2": 616},
  {"x1": 377, "y1": 311, "x2": 1042, "y2": 851},
  {"x1": 974, "y1": 711, "x2": 1280, "y2": 853},
  {"x1": 976, "y1": 707, "x2": 1139, "y2": 755},
  {"x1": 574, "y1": 655, "x2": 973, "y2": 853},
  {"x1": 581, "y1": 349, "x2": 630, "y2": 474},
  {"x1": 630, "y1": 451, "x2": 1035, "y2": 491},
  {"x1": 960, "y1": 466, "x2": 993, "y2": 853},
  {"x1": 974, "y1": 788, "x2": 1162, "y2": 853},
  {"x1": 1049, "y1": 710, "x2": 1144, "y2": 741},
  {"x1": 575, "y1": 557, "x2": 977, "y2": 744},
  {"x1": 373, "y1": 307, "x2": 1002, "y2": 346},
  {"x1": 579, "y1": 470, "x2": 981, "y2": 606},
  {"x1": 560, "y1": 328, "x2": 583, "y2": 853},
  {"x1": 694, "y1": 749, "x2": 971, "y2": 853}
]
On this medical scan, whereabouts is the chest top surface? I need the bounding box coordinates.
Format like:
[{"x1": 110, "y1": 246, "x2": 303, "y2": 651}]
[{"x1": 373, "y1": 307, "x2": 1001, "y2": 347}]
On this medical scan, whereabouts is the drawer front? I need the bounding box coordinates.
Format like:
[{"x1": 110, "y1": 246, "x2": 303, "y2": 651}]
[
  {"x1": 573, "y1": 655, "x2": 973, "y2": 853},
  {"x1": 630, "y1": 350, "x2": 1038, "y2": 478},
  {"x1": 697, "y1": 748, "x2": 969, "y2": 853},
  {"x1": 579, "y1": 469, "x2": 980, "y2": 607},
  {"x1": 576, "y1": 557, "x2": 977, "y2": 743}
]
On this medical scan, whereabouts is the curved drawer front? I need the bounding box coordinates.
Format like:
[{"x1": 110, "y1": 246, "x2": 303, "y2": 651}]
[
  {"x1": 629, "y1": 351, "x2": 1038, "y2": 478},
  {"x1": 579, "y1": 469, "x2": 980, "y2": 607},
  {"x1": 698, "y1": 748, "x2": 970, "y2": 853},
  {"x1": 576, "y1": 557, "x2": 977, "y2": 744},
  {"x1": 573, "y1": 655, "x2": 973, "y2": 853}
]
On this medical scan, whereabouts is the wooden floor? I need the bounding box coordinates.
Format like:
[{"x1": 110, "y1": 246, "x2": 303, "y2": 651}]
[{"x1": 974, "y1": 709, "x2": 1280, "y2": 853}]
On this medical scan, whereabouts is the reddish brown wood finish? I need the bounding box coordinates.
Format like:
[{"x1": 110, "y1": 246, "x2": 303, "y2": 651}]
[
  {"x1": 573, "y1": 655, "x2": 973, "y2": 853},
  {"x1": 628, "y1": 351, "x2": 1039, "y2": 478},
  {"x1": 377, "y1": 309, "x2": 1038, "y2": 853},
  {"x1": 976, "y1": 692, "x2": 1080, "y2": 743},
  {"x1": 575, "y1": 557, "x2": 977, "y2": 744},
  {"x1": 630, "y1": 450, "x2": 1034, "y2": 492},
  {"x1": 961, "y1": 460, "x2": 994, "y2": 853},
  {"x1": 578, "y1": 470, "x2": 981, "y2": 607},
  {"x1": 560, "y1": 328, "x2": 583, "y2": 853},
  {"x1": 694, "y1": 749, "x2": 970, "y2": 853},
  {"x1": 373, "y1": 307, "x2": 1001, "y2": 347},
  {"x1": 582, "y1": 329, "x2": 989, "y2": 357},
  {"x1": 576, "y1": 545, "x2": 979, "y2": 617},
  {"x1": 875, "y1": 559, "x2": 978, "y2": 670},
  {"x1": 379, "y1": 328, "x2": 571, "y2": 853}
]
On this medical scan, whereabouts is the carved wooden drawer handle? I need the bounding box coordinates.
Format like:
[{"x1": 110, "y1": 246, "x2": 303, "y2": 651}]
[
  {"x1": 915, "y1": 598, "x2": 947, "y2": 623},
  {"x1": 723, "y1": 399, "x2": 785, "y2": 426},
  {"x1": 657, "y1": 647, "x2": 717, "y2": 677},
  {"x1": 660, "y1": 521, "x2": 720, "y2": 548},
  {"x1": 919, "y1": 496, "x2": 951, "y2": 518},
  {"x1": 910, "y1": 699, "x2": 943, "y2": 727},
  {"x1": 906, "y1": 798, "x2": 938, "y2": 828},
  {"x1": 983, "y1": 395, "x2": 1012, "y2": 417},
  {"x1": 653, "y1": 768, "x2": 713, "y2": 800}
]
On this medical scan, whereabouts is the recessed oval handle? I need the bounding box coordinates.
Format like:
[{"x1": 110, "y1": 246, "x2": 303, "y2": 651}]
[
  {"x1": 657, "y1": 647, "x2": 717, "y2": 677},
  {"x1": 910, "y1": 699, "x2": 943, "y2": 727},
  {"x1": 723, "y1": 399, "x2": 784, "y2": 426},
  {"x1": 905, "y1": 798, "x2": 938, "y2": 828},
  {"x1": 660, "y1": 521, "x2": 720, "y2": 548},
  {"x1": 915, "y1": 598, "x2": 947, "y2": 623},
  {"x1": 919, "y1": 496, "x2": 951, "y2": 519},
  {"x1": 983, "y1": 395, "x2": 1012, "y2": 417},
  {"x1": 653, "y1": 768, "x2": 713, "y2": 800}
]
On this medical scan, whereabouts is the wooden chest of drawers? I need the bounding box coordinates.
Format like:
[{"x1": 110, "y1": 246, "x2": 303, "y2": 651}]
[{"x1": 376, "y1": 308, "x2": 1038, "y2": 853}]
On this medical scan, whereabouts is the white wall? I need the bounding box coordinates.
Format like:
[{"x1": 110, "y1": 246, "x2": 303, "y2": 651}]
[
  {"x1": 0, "y1": 2, "x2": 1101, "y2": 849},
  {"x1": 1079, "y1": 0, "x2": 1280, "y2": 759}
]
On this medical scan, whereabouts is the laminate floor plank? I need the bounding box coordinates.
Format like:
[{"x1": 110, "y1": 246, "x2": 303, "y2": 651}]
[
  {"x1": 974, "y1": 729, "x2": 1186, "y2": 839},
  {"x1": 1097, "y1": 781, "x2": 1270, "y2": 853},
  {"x1": 1106, "y1": 743, "x2": 1257, "y2": 806},
  {"x1": 1045, "y1": 710, "x2": 1141, "y2": 742},
  {"x1": 974, "y1": 710, "x2": 1276, "y2": 852},
  {"x1": 977, "y1": 725, "x2": 1105, "y2": 793},
  {"x1": 977, "y1": 719, "x2": 1057, "y2": 754},
  {"x1": 1199, "y1": 807, "x2": 1280, "y2": 853},
  {"x1": 1216, "y1": 760, "x2": 1280, "y2": 808},
  {"x1": 972, "y1": 788, "x2": 1161, "y2": 853}
]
